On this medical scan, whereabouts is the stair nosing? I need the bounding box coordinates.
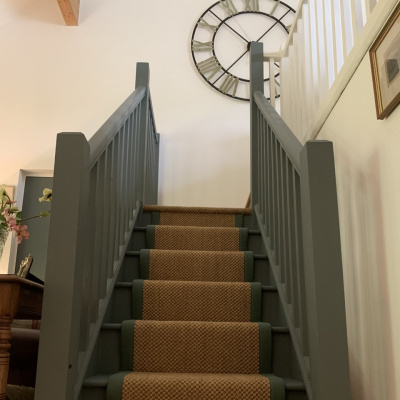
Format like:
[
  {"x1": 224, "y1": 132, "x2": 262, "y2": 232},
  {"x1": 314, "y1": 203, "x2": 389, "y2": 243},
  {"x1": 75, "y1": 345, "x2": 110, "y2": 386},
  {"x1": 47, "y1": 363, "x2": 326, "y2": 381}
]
[
  {"x1": 82, "y1": 373, "x2": 305, "y2": 391},
  {"x1": 125, "y1": 250, "x2": 140, "y2": 257}
]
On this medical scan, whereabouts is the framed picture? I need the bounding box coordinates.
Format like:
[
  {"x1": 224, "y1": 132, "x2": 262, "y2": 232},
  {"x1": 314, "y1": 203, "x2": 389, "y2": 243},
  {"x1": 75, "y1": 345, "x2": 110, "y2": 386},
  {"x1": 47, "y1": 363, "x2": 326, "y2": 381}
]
[
  {"x1": 17, "y1": 254, "x2": 34, "y2": 278},
  {"x1": 370, "y1": 3, "x2": 400, "y2": 119}
]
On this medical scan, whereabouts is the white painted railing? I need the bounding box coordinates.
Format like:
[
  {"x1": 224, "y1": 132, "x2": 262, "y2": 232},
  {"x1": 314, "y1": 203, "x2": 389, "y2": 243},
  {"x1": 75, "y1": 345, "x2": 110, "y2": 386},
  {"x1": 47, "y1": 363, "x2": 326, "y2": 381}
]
[{"x1": 265, "y1": 0, "x2": 399, "y2": 142}]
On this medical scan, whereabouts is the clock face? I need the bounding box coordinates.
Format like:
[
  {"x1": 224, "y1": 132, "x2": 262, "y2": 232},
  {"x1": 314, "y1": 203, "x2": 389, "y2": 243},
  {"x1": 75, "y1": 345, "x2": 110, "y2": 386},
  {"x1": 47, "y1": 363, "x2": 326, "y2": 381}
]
[{"x1": 191, "y1": 0, "x2": 296, "y2": 101}]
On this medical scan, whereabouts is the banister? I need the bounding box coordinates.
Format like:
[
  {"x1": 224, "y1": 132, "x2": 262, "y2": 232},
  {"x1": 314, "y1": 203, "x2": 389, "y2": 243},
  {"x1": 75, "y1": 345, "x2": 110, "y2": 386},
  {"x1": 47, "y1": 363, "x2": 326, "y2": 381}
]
[
  {"x1": 274, "y1": 0, "x2": 397, "y2": 141},
  {"x1": 35, "y1": 62, "x2": 160, "y2": 400},
  {"x1": 282, "y1": 0, "x2": 306, "y2": 55},
  {"x1": 253, "y1": 91, "x2": 302, "y2": 171},
  {"x1": 300, "y1": 140, "x2": 350, "y2": 400},
  {"x1": 250, "y1": 41, "x2": 350, "y2": 400},
  {"x1": 88, "y1": 87, "x2": 146, "y2": 167},
  {"x1": 148, "y1": 92, "x2": 159, "y2": 144}
]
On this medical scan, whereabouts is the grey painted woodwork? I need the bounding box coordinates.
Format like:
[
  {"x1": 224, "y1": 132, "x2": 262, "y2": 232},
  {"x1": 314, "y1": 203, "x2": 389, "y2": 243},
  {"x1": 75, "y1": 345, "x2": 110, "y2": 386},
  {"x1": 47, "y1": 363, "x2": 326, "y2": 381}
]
[
  {"x1": 300, "y1": 141, "x2": 350, "y2": 400},
  {"x1": 250, "y1": 44, "x2": 350, "y2": 400},
  {"x1": 15, "y1": 176, "x2": 53, "y2": 282},
  {"x1": 250, "y1": 42, "x2": 264, "y2": 216},
  {"x1": 34, "y1": 63, "x2": 160, "y2": 400}
]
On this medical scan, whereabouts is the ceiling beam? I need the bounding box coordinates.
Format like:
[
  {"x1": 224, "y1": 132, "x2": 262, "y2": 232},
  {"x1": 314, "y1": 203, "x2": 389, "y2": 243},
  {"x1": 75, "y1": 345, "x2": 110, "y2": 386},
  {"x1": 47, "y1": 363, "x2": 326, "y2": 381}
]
[{"x1": 57, "y1": 0, "x2": 80, "y2": 26}]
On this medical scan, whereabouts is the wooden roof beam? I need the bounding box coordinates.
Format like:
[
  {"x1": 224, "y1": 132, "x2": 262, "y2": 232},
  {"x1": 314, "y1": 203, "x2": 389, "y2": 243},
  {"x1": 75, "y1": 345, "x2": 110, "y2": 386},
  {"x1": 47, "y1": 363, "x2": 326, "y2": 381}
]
[{"x1": 57, "y1": 0, "x2": 80, "y2": 26}]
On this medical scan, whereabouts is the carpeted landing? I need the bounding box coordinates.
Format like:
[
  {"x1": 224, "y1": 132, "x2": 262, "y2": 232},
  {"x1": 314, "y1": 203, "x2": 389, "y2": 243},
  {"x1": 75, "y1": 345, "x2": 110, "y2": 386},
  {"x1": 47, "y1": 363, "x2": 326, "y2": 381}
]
[{"x1": 107, "y1": 205, "x2": 285, "y2": 400}]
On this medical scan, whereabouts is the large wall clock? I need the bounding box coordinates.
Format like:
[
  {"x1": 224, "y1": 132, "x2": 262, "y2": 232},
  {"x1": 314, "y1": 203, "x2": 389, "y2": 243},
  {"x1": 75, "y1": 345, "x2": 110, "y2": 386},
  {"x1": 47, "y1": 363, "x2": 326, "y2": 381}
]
[{"x1": 191, "y1": 0, "x2": 296, "y2": 101}]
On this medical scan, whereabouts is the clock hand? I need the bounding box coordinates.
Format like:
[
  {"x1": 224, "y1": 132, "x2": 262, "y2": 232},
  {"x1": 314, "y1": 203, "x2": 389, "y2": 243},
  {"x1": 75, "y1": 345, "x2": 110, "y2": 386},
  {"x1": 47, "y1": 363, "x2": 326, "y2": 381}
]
[
  {"x1": 209, "y1": 10, "x2": 249, "y2": 44},
  {"x1": 255, "y1": 9, "x2": 291, "y2": 42},
  {"x1": 212, "y1": 48, "x2": 249, "y2": 85},
  {"x1": 212, "y1": 42, "x2": 280, "y2": 85},
  {"x1": 211, "y1": 8, "x2": 292, "y2": 85}
]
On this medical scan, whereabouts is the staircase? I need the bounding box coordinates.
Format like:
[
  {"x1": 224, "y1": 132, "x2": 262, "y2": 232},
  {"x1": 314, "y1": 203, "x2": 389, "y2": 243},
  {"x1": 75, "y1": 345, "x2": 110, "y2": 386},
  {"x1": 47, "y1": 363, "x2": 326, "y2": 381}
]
[
  {"x1": 34, "y1": 61, "x2": 350, "y2": 400},
  {"x1": 80, "y1": 205, "x2": 307, "y2": 400}
]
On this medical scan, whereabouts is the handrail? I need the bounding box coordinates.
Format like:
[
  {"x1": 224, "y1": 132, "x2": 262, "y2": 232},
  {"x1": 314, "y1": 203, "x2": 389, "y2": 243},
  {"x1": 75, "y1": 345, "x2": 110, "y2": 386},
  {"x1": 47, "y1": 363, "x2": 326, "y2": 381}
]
[
  {"x1": 148, "y1": 92, "x2": 159, "y2": 144},
  {"x1": 265, "y1": 0, "x2": 398, "y2": 142},
  {"x1": 282, "y1": 0, "x2": 305, "y2": 56},
  {"x1": 88, "y1": 87, "x2": 146, "y2": 167},
  {"x1": 253, "y1": 91, "x2": 302, "y2": 170},
  {"x1": 250, "y1": 42, "x2": 350, "y2": 400},
  {"x1": 34, "y1": 63, "x2": 160, "y2": 400}
]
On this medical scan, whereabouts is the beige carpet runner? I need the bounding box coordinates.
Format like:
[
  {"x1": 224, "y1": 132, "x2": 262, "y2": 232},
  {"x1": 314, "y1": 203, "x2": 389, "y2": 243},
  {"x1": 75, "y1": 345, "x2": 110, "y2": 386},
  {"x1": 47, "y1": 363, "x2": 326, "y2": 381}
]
[
  {"x1": 142, "y1": 205, "x2": 251, "y2": 227},
  {"x1": 139, "y1": 249, "x2": 254, "y2": 282},
  {"x1": 107, "y1": 206, "x2": 285, "y2": 400},
  {"x1": 132, "y1": 280, "x2": 261, "y2": 322},
  {"x1": 146, "y1": 225, "x2": 248, "y2": 251}
]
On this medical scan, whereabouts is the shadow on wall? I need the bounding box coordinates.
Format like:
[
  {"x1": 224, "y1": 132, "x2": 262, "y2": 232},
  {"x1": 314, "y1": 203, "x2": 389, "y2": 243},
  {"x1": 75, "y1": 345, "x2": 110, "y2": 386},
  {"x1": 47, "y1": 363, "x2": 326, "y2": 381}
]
[{"x1": 336, "y1": 149, "x2": 396, "y2": 400}]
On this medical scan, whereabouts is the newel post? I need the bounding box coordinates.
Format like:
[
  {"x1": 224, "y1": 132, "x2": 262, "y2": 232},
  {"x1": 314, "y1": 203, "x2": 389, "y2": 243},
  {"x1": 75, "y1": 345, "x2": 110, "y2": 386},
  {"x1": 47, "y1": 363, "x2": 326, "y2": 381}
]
[
  {"x1": 250, "y1": 42, "x2": 264, "y2": 225},
  {"x1": 135, "y1": 62, "x2": 150, "y2": 204},
  {"x1": 300, "y1": 140, "x2": 350, "y2": 400},
  {"x1": 35, "y1": 133, "x2": 90, "y2": 400}
]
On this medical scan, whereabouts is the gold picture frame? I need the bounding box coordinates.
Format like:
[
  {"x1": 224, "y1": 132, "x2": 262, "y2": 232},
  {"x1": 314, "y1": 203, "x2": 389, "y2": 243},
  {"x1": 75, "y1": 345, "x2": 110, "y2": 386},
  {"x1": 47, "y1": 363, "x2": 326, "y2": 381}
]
[
  {"x1": 370, "y1": 3, "x2": 400, "y2": 119},
  {"x1": 17, "y1": 254, "x2": 34, "y2": 278}
]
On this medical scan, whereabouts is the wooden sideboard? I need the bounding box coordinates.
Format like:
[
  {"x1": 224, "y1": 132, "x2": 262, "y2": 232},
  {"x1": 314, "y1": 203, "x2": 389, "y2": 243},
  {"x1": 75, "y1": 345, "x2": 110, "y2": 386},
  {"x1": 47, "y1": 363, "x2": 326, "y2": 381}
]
[{"x1": 0, "y1": 275, "x2": 43, "y2": 400}]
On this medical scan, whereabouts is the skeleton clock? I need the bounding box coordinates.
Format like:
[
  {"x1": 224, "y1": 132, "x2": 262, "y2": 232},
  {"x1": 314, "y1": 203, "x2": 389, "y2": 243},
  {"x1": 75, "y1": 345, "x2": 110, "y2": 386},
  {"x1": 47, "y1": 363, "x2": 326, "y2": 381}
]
[{"x1": 191, "y1": 0, "x2": 296, "y2": 101}]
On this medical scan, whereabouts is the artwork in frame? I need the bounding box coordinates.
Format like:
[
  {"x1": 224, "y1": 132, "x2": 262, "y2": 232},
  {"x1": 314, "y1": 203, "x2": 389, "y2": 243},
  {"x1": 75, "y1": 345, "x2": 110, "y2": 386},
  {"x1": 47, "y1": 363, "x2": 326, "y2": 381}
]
[{"x1": 370, "y1": 3, "x2": 400, "y2": 120}]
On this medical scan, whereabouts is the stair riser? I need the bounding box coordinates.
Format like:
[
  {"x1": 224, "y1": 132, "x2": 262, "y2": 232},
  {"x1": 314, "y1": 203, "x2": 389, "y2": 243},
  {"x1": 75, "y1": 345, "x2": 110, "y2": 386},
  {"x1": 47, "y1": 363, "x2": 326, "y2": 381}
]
[
  {"x1": 248, "y1": 231, "x2": 262, "y2": 253},
  {"x1": 98, "y1": 327, "x2": 120, "y2": 375},
  {"x1": 254, "y1": 257, "x2": 272, "y2": 285},
  {"x1": 271, "y1": 330, "x2": 293, "y2": 377},
  {"x1": 80, "y1": 387, "x2": 106, "y2": 400},
  {"x1": 128, "y1": 229, "x2": 263, "y2": 254},
  {"x1": 139, "y1": 211, "x2": 152, "y2": 227},
  {"x1": 108, "y1": 287, "x2": 132, "y2": 323},
  {"x1": 128, "y1": 229, "x2": 146, "y2": 251},
  {"x1": 107, "y1": 286, "x2": 279, "y2": 325},
  {"x1": 80, "y1": 384, "x2": 307, "y2": 400},
  {"x1": 118, "y1": 255, "x2": 140, "y2": 282},
  {"x1": 96, "y1": 325, "x2": 290, "y2": 376},
  {"x1": 119, "y1": 252, "x2": 271, "y2": 285},
  {"x1": 286, "y1": 391, "x2": 309, "y2": 400},
  {"x1": 262, "y1": 290, "x2": 281, "y2": 327},
  {"x1": 140, "y1": 211, "x2": 252, "y2": 228}
]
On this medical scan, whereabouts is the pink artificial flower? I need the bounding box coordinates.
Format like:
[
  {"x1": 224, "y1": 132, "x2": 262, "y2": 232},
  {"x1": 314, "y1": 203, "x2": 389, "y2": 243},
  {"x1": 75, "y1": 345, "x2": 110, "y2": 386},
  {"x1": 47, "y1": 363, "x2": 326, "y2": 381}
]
[
  {"x1": 2, "y1": 208, "x2": 17, "y2": 228},
  {"x1": 12, "y1": 224, "x2": 29, "y2": 244}
]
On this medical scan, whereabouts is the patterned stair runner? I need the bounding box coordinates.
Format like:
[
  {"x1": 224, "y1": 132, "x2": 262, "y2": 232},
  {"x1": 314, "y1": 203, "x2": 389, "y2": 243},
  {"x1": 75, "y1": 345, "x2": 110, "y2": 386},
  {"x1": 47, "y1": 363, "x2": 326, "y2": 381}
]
[
  {"x1": 139, "y1": 249, "x2": 255, "y2": 282},
  {"x1": 131, "y1": 280, "x2": 261, "y2": 322},
  {"x1": 107, "y1": 206, "x2": 285, "y2": 400}
]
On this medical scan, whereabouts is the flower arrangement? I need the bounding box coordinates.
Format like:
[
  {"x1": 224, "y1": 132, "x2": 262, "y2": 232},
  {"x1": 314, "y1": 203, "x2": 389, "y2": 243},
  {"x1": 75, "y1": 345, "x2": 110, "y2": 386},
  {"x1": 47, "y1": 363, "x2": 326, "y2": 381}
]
[{"x1": 0, "y1": 185, "x2": 52, "y2": 244}]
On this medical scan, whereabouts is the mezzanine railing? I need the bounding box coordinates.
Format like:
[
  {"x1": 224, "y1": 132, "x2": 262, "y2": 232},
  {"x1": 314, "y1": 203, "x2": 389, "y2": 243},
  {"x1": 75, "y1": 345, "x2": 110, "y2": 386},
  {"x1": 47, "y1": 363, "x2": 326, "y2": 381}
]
[
  {"x1": 251, "y1": 42, "x2": 350, "y2": 400},
  {"x1": 34, "y1": 63, "x2": 159, "y2": 400},
  {"x1": 265, "y1": 0, "x2": 398, "y2": 142}
]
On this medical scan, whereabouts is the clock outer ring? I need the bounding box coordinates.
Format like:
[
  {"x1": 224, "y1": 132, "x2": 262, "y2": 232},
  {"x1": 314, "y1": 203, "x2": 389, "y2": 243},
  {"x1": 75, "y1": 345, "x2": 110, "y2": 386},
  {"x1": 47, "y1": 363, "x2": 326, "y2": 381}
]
[{"x1": 191, "y1": 0, "x2": 295, "y2": 101}]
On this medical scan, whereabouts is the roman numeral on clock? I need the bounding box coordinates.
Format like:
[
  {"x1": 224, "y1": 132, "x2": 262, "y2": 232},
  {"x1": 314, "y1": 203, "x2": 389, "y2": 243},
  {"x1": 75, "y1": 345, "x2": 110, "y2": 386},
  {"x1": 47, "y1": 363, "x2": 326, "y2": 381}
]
[
  {"x1": 219, "y1": 0, "x2": 238, "y2": 16},
  {"x1": 197, "y1": 17, "x2": 218, "y2": 32},
  {"x1": 197, "y1": 56, "x2": 222, "y2": 80},
  {"x1": 245, "y1": 0, "x2": 259, "y2": 12},
  {"x1": 270, "y1": 0, "x2": 281, "y2": 16},
  {"x1": 192, "y1": 41, "x2": 213, "y2": 52},
  {"x1": 219, "y1": 74, "x2": 239, "y2": 96}
]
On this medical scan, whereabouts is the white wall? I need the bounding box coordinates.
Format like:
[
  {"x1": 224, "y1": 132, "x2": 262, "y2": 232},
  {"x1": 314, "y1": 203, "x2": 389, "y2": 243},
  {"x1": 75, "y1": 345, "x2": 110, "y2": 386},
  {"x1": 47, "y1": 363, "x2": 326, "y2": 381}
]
[
  {"x1": 0, "y1": 0, "x2": 254, "y2": 210},
  {"x1": 0, "y1": 0, "x2": 251, "y2": 274},
  {"x1": 0, "y1": 0, "x2": 298, "y2": 273},
  {"x1": 317, "y1": 54, "x2": 400, "y2": 400}
]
